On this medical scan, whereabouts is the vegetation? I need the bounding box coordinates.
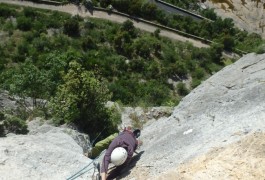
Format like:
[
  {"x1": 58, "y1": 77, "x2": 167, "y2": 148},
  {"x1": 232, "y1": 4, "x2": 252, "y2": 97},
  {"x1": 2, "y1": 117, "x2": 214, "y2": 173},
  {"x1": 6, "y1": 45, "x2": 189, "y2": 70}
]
[
  {"x1": 87, "y1": 0, "x2": 264, "y2": 53},
  {"x1": 0, "y1": 111, "x2": 29, "y2": 136},
  {"x1": 0, "y1": 3, "x2": 264, "y2": 138},
  {"x1": 50, "y1": 61, "x2": 119, "y2": 138}
]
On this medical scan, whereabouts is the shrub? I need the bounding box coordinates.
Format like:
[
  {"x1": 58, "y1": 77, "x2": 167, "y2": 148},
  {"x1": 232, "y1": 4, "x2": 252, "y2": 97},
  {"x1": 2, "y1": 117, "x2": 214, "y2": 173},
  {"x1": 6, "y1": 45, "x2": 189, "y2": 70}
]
[
  {"x1": 3, "y1": 115, "x2": 28, "y2": 134},
  {"x1": 1, "y1": 59, "x2": 53, "y2": 108},
  {"x1": 191, "y1": 78, "x2": 201, "y2": 88},
  {"x1": 63, "y1": 17, "x2": 80, "y2": 37},
  {"x1": 0, "y1": 123, "x2": 4, "y2": 137},
  {"x1": 137, "y1": 80, "x2": 170, "y2": 106},
  {"x1": 82, "y1": 36, "x2": 97, "y2": 50},
  {"x1": 222, "y1": 35, "x2": 235, "y2": 51},
  {"x1": 50, "y1": 61, "x2": 119, "y2": 138},
  {"x1": 23, "y1": 7, "x2": 38, "y2": 18},
  {"x1": 3, "y1": 20, "x2": 15, "y2": 32},
  {"x1": 0, "y1": 6, "x2": 16, "y2": 18},
  {"x1": 177, "y1": 83, "x2": 189, "y2": 96},
  {"x1": 201, "y1": 8, "x2": 217, "y2": 21},
  {"x1": 17, "y1": 16, "x2": 32, "y2": 31},
  {"x1": 0, "y1": 111, "x2": 4, "y2": 120},
  {"x1": 192, "y1": 67, "x2": 205, "y2": 80},
  {"x1": 255, "y1": 44, "x2": 265, "y2": 54}
]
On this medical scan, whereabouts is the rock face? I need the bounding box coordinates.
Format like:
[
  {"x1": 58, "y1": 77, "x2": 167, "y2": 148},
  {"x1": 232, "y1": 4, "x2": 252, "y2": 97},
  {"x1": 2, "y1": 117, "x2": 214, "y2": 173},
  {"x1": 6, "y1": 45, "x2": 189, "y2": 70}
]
[
  {"x1": 204, "y1": 0, "x2": 265, "y2": 38},
  {"x1": 0, "y1": 119, "x2": 95, "y2": 180},
  {"x1": 27, "y1": 119, "x2": 91, "y2": 153},
  {"x1": 125, "y1": 53, "x2": 265, "y2": 179}
]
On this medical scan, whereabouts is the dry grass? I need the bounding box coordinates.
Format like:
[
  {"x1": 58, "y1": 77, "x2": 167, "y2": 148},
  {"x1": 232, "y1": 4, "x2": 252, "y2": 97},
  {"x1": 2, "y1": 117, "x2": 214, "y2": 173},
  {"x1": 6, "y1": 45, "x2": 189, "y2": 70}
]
[
  {"x1": 211, "y1": 0, "x2": 235, "y2": 10},
  {"x1": 154, "y1": 132, "x2": 265, "y2": 180}
]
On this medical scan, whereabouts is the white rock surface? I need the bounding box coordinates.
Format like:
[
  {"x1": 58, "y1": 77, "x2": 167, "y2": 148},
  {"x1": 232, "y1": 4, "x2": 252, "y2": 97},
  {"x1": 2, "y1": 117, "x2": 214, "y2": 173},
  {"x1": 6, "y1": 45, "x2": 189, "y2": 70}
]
[
  {"x1": 127, "y1": 53, "x2": 265, "y2": 179},
  {"x1": 0, "y1": 126, "x2": 94, "y2": 180}
]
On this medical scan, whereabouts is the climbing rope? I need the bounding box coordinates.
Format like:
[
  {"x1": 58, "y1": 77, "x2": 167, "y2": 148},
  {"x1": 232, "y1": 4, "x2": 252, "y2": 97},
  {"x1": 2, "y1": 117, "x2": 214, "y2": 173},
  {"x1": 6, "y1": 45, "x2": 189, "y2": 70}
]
[{"x1": 66, "y1": 150, "x2": 106, "y2": 180}]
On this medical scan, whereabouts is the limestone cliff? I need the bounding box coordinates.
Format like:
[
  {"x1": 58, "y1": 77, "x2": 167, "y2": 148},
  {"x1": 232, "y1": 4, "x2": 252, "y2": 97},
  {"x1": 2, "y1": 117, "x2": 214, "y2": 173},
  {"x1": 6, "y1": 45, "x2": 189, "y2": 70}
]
[{"x1": 204, "y1": 0, "x2": 265, "y2": 38}]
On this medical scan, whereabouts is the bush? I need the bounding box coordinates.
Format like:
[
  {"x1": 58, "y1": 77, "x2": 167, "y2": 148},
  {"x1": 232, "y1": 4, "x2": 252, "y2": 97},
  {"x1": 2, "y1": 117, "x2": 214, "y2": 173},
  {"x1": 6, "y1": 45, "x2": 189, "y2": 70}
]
[
  {"x1": 191, "y1": 78, "x2": 201, "y2": 88},
  {"x1": 192, "y1": 67, "x2": 205, "y2": 80},
  {"x1": 3, "y1": 115, "x2": 28, "y2": 134},
  {"x1": 0, "y1": 6, "x2": 16, "y2": 18},
  {"x1": 177, "y1": 83, "x2": 189, "y2": 96},
  {"x1": 222, "y1": 35, "x2": 235, "y2": 51},
  {"x1": 137, "y1": 80, "x2": 170, "y2": 106},
  {"x1": 1, "y1": 59, "x2": 53, "y2": 108},
  {"x1": 0, "y1": 111, "x2": 4, "y2": 120},
  {"x1": 255, "y1": 44, "x2": 265, "y2": 54},
  {"x1": 17, "y1": 16, "x2": 32, "y2": 31},
  {"x1": 82, "y1": 36, "x2": 97, "y2": 50},
  {"x1": 201, "y1": 8, "x2": 217, "y2": 21},
  {"x1": 63, "y1": 17, "x2": 80, "y2": 37},
  {"x1": 50, "y1": 61, "x2": 119, "y2": 138},
  {"x1": 0, "y1": 123, "x2": 4, "y2": 137}
]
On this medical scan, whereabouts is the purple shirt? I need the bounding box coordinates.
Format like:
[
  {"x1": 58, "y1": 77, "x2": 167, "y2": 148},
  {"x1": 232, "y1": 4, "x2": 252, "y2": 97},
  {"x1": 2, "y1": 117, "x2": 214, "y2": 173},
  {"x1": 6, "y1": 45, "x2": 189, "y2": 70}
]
[{"x1": 101, "y1": 130, "x2": 137, "y2": 173}]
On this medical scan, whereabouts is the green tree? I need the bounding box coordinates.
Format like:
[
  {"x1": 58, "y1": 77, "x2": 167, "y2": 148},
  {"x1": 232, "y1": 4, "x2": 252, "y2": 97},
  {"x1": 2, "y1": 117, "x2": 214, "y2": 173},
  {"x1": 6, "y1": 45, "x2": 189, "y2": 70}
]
[
  {"x1": 141, "y1": 2, "x2": 158, "y2": 20},
  {"x1": 51, "y1": 61, "x2": 119, "y2": 137},
  {"x1": 63, "y1": 17, "x2": 80, "y2": 37},
  {"x1": 120, "y1": 20, "x2": 137, "y2": 38},
  {"x1": 0, "y1": 6, "x2": 16, "y2": 18},
  {"x1": 113, "y1": 31, "x2": 131, "y2": 55},
  {"x1": 222, "y1": 35, "x2": 235, "y2": 51},
  {"x1": 201, "y1": 8, "x2": 217, "y2": 21},
  {"x1": 17, "y1": 16, "x2": 32, "y2": 31},
  {"x1": 127, "y1": 0, "x2": 142, "y2": 16},
  {"x1": 1, "y1": 59, "x2": 52, "y2": 108},
  {"x1": 82, "y1": 36, "x2": 97, "y2": 50},
  {"x1": 210, "y1": 43, "x2": 224, "y2": 64}
]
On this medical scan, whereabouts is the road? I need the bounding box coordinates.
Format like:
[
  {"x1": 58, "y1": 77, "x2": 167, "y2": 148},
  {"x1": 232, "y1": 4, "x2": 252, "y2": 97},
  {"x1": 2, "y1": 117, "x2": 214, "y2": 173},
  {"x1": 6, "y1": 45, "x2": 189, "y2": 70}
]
[
  {"x1": 0, "y1": 0, "x2": 209, "y2": 48},
  {"x1": 150, "y1": 0, "x2": 206, "y2": 22}
]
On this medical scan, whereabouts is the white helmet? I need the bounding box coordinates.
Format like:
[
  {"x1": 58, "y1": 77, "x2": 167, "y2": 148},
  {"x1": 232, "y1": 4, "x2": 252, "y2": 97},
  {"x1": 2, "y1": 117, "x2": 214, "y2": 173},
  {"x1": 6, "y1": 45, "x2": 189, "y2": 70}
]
[{"x1": 110, "y1": 147, "x2": 128, "y2": 166}]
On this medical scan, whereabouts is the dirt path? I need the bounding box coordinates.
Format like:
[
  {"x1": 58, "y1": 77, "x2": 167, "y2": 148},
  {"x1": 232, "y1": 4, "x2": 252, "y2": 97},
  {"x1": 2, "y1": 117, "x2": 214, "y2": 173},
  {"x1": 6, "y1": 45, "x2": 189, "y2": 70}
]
[{"x1": 0, "y1": 0, "x2": 209, "y2": 48}]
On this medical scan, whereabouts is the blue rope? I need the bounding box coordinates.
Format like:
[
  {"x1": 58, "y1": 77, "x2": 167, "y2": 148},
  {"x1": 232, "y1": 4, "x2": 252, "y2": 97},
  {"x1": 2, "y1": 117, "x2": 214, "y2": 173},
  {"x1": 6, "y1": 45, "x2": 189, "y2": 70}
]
[
  {"x1": 66, "y1": 150, "x2": 106, "y2": 180},
  {"x1": 67, "y1": 167, "x2": 95, "y2": 180}
]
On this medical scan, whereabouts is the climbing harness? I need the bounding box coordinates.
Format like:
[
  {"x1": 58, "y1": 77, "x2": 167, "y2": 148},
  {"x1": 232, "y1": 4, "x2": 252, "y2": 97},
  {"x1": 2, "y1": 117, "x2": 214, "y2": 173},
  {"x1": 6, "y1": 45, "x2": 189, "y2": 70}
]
[{"x1": 66, "y1": 150, "x2": 105, "y2": 180}]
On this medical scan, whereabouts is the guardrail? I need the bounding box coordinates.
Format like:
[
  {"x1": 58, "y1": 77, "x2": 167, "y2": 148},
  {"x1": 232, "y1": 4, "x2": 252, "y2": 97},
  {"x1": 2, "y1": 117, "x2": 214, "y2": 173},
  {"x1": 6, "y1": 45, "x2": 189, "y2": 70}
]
[
  {"x1": 27, "y1": 0, "x2": 67, "y2": 6},
  {"x1": 93, "y1": 7, "x2": 213, "y2": 46},
  {"x1": 154, "y1": 0, "x2": 213, "y2": 22}
]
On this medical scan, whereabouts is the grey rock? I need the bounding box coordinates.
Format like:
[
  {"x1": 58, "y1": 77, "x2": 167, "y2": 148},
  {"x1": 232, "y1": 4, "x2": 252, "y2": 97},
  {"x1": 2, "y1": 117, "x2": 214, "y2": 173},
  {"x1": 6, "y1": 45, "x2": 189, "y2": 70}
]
[
  {"x1": 136, "y1": 53, "x2": 265, "y2": 178},
  {"x1": 0, "y1": 90, "x2": 17, "y2": 111},
  {"x1": 0, "y1": 131, "x2": 95, "y2": 180},
  {"x1": 28, "y1": 118, "x2": 91, "y2": 153},
  {"x1": 204, "y1": 0, "x2": 265, "y2": 38},
  {"x1": 120, "y1": 106, "x2": 173, "y2": 130}
]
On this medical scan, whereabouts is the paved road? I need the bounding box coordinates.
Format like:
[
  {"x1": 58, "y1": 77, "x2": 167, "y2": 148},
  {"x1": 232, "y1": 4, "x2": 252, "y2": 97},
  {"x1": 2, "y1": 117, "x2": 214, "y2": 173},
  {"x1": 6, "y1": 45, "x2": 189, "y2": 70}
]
[
  {"x1": 0, "y1": 0, "x2": 209, "y2": 48},
  {"x1": 150, "y1": 0, "x2": 205, "y2": 22}
]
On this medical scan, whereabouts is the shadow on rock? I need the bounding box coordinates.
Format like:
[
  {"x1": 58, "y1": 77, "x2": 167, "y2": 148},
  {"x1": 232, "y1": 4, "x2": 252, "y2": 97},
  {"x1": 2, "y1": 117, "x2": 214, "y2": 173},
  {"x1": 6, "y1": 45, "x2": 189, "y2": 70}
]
[{"x1": 107, "y1": 151, "x2": 145, "y2": 180}]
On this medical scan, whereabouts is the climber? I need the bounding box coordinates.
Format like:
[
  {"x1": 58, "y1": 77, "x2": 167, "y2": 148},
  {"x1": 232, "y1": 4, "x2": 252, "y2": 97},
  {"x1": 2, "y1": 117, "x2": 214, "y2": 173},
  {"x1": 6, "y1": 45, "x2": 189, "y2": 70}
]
[{"x1": 100, "y1": 127, "x2": 142, "y2": 180}]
